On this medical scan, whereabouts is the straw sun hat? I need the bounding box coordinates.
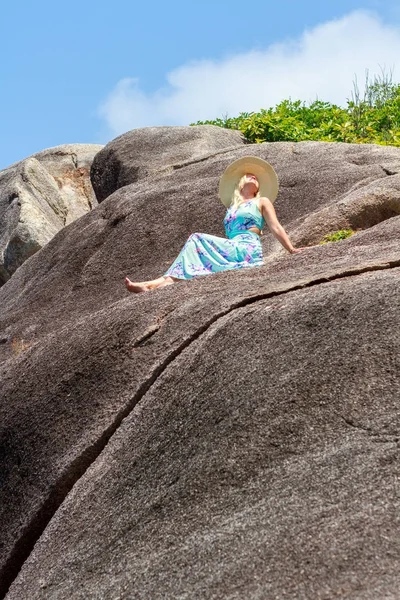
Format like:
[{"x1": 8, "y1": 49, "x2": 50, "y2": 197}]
[{"x1": 218, "y1": 156, "x2": 279, "y2": 208}]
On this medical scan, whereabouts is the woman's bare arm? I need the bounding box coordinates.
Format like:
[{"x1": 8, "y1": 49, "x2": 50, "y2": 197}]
[{"x1": 259, "y1": 197, "x2": 304, "y2": 254}]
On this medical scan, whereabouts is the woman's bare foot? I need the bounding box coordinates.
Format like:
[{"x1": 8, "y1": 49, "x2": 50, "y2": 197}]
[
  {"x1": 124, "y1": 275, "x2": 176, "y2": 293},
  {"x1": 125, "y1": 277, "x2": 150, "y2": 293}
]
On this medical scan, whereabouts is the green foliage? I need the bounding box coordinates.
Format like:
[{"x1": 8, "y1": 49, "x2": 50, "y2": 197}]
[
  {"x1": 320, "y1": 229, "x2": 356, "y2": 244},
  {"x1": 192, "y1": 72, "x2": 400, "y2": 147}
]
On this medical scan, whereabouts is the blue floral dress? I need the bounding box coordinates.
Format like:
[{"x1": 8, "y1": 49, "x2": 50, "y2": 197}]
[{"x1": 164, "y1": 200, "x2": 265, "y2": 280}]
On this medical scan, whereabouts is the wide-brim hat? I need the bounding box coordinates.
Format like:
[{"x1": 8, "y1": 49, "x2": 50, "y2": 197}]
[{"x1": 218, "y1": 156, "x2": 279, "y2": 207}]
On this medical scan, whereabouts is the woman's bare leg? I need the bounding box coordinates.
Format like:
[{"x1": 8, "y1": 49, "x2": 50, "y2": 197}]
[{"x1": 124, "y1": 275, "x2": 178, "y2": 293}]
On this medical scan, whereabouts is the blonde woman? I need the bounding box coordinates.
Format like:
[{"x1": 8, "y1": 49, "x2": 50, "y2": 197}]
[{"x1": 125, "y1": 156, "x2": 303, "y2": 293}]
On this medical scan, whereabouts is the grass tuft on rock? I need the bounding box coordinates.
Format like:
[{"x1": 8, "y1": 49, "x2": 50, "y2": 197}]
[{"x1": 320, "y1": 229, "x2": 356, "y2": 244}]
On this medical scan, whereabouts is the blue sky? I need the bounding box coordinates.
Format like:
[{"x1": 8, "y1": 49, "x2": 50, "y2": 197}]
[{"x1": 1, "y1": 0, "x2": 399, "y2": 169}]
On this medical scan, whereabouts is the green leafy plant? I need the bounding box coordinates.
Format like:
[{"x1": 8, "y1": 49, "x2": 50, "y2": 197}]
[
  {"x1": 192, "y1": 72, "x2": 400, "y2": 147},
  {"x1": 320, "y1": 229, "x2": 356, "y2": 244}
]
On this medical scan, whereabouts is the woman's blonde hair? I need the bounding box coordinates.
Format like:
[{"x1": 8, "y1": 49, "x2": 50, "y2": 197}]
[{"x1": 231, "y1": 175, "x2": 260, "y2": 208}]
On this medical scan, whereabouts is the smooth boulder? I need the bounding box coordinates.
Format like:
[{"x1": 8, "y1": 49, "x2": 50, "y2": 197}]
[{"x1": 90, "y1": 125, "x2": 247, "y2": 202}]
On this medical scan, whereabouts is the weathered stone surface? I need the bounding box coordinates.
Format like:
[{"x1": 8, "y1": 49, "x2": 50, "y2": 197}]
[
  {"x1": 290, "y1": 171, "x2": 400, "y2": 249},
  {"x1": 1, "y1": 133, "x2": 400, "y2": 599},
  {"x1": 0, "y1": 144, "x2": 103, "y2": 285},
  {"x1": 6, "y1": 268, "x2": 400, "y2": 600},
  {"x1": 90, "y1": 124, "x2": 247, "y2": 202}
]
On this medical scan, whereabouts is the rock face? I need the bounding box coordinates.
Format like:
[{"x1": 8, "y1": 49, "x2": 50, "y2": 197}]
[
  {"x1": 0, "y1": 144, "x2": 103, "y2": 285},
  {"x1": 1, "y1": 129, "x2": 400, "y2": 599},
  {"x1": 90, "y1": 124, "x2": 247, "y2": 202}
]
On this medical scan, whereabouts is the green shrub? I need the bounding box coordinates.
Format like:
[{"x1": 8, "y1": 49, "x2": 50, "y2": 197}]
[{"x1": 192, "y1": 72, "x2": 400, "y2": 147}]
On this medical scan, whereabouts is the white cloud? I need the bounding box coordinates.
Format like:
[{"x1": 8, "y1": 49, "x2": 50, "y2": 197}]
[{"x1": 98, "y1": 11, "x2": 400, "y2": 136}]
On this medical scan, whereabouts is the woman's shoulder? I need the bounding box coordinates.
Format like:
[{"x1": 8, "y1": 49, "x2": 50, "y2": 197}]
[
  {"x1": 258, "y1": 196, "x2": 273, "y2": 205},
  {"x1": 258, "y1": 197, "x2": 274, "y2": 212}
]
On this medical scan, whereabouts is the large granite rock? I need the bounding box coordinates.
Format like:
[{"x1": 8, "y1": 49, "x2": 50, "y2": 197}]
[
  {"x1": 0, "y1": 144, "x2": 103, "y2": 285},
  {"x1": 90, "y1": 125, "x2": 247, "y2": 202},
  {"x1": 1, "y1": 132, "x2": 400, "y2": 599}
]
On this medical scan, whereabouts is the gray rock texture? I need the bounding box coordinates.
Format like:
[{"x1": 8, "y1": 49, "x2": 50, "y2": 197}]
[
  {"x1": 0, "y1": 144, "x2": 103, "y2": 285},
  {"x1": 1, "y1": 132, "x2": 400, "y2": 599},
  {"x1": 90, "y1": 124, "x2": 247, "y2": 202}
]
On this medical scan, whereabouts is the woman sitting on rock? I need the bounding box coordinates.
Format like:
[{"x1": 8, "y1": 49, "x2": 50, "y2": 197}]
[{"x1": 125, "y1": 156, "x2": 303, "y2": 293}]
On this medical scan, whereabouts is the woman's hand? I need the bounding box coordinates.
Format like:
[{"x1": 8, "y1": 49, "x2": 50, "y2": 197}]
[{"x1": 289, "y1": 247, "x2": 306, "y2": 254}]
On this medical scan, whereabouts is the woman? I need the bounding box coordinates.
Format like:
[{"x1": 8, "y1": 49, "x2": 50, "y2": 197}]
[{"x1": 125, "y1": 156, "x2": 303, "y2": 293}]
